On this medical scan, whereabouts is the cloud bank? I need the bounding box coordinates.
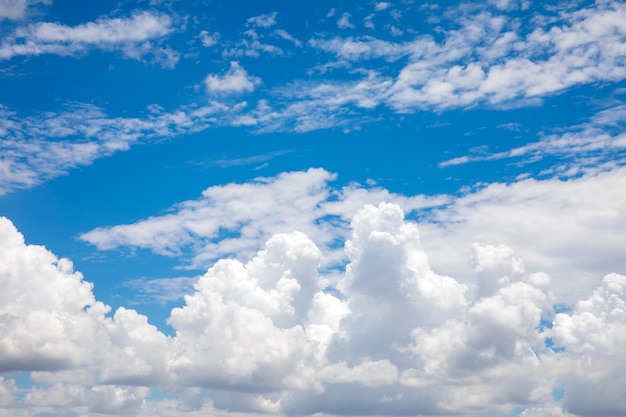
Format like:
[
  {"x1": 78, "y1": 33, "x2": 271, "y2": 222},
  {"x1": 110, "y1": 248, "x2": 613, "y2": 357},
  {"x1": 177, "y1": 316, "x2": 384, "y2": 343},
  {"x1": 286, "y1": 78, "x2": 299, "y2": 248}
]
[{"x1": 2, "y1": 201, "x2": 626, "y2": 416}]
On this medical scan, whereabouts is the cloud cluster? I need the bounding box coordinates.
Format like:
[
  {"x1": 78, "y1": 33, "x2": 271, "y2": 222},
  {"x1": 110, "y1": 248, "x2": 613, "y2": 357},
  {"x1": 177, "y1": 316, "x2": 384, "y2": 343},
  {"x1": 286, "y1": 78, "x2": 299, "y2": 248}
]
[
  {"x1": 80, "y1": 166, "x2": 626, "y2": 304},
  {"x1": 4, "y1": 201, "x2": 626, "y2": 416},
  {"x1": 1, "y1": 1, "x2": 625, "y2": 196},
  {"x1": 262, "y1": 0, "x2": 626, "y2": 126},
  {"x1": 80, "y1": 168, "x2": 447, "y2": 270},
  {"x1": 416, "y1": 165, "x2": 626, "y2": 303}
]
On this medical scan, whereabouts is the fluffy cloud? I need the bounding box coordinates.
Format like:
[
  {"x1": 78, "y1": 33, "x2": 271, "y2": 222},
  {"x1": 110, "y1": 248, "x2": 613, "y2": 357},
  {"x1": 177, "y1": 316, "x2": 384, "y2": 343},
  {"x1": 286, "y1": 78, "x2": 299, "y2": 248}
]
[
  {"x1": 552, "y1": 273, "x2": 626, "y2": 416},
  {"x1": 0, "y1": 216, "x2": 171, "y2": 415},
  {"x1": 205, "y1": 61, "x2": 261, "y2": 94},
  {"x1": 168, "y1": 231, "x2": 347, "y2": 393},
  {"x1": 417, "y1": 166, "x2": 626, "y2": 304},
  {"x1": 4, "y1": 200, "x2": 626, "y2": 415},
  {"x1": 0, "y1": 216, "x2": 103, "y2": 373},
  {"x1": 0, "y1": 11, "x2": 176, "y2": 65}
]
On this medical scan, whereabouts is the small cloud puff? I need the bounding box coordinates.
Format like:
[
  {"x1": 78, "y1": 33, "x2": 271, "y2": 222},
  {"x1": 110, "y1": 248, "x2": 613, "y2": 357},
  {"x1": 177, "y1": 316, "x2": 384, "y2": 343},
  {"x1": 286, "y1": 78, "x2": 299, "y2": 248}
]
[
  {"x1": 247, "y1": 11, "x2": 277, "y2": 28},
  {"x1": 199, "y1": 30, "x2": 219, "y2": 47},
  {"x1": 205, "y1": 61, "x2": 261, "y2": 94},
  {"x1": 337, "y1": 13, "x2": 354, "y2": 29}
]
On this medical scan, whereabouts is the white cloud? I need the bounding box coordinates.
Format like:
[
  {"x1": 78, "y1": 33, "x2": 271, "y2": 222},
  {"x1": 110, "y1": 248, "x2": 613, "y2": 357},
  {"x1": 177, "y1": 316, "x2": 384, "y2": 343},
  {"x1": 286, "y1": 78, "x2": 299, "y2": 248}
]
[
  {"x1": 199, "y1": 30, "x2": 220, "y2": 47},
  {"x1": 375, "y1": 2, "x2": 392, "y2": 12},
  {"x1": 247, "y1": 12, "x2": 277, "y2": 28},
  {"x1": 0, "y1": 216, "x2": 103, "y2": 373},
  {"x1": 205, "y1": 61, "x2": 261, "y2": 94},
  {"x1": 439, "y1": 104, "x2": 626, "y2": 175},
  {"x1": 552, "y1": 273, "x2": 626, "y2": 416},
  {"x1": 3, "y1": 2, "x2": 625, "y2": 196},
  {"x1": 0, "y1": 11, "x2": 176, "y2": 65},
  {"x1": 168, "y1": 231, "x2": 348, "y2": 392},
  {"x1": 79, "y1": 168, "x2": 447, "y2": 270},
  {"x1": 337, "y1": 13, "x2": 354, "y2": 30},
  {"x1": 0, "y1": 0, "x2": 47, "y2": 20},
  {"x1": 0, "y1": 101, "x2": 236, "y2": 195},
  {"x1": 274, "y1": 29, "x2": 302, "y2": 47},
  {"x1": 0, "y1": 215, "x2": 172, "y2": 408},
  {"x1": 302, "y1": 1, "x2": 626, "y2": 114},
  {"x1": 417, "y1": 167, "x2": 626, "y2": 304},
  {"x1": 6, "y1": 199, "x2": 626, "y2": 415},
  {"x1": 80, "y1": 165, "x2": 626, "y2": 308}
]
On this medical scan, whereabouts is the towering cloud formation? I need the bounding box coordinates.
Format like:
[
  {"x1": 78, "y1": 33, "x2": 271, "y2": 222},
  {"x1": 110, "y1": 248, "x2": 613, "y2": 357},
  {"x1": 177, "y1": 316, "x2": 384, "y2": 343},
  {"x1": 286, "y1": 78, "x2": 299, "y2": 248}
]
[{"x1": 1, "y1": 203, "x2": 625, "y2": 416}]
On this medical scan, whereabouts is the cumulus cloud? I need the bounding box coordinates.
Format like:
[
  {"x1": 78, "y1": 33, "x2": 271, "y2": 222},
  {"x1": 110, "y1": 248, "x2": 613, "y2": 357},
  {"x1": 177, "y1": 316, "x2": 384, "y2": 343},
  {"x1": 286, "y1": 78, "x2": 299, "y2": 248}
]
[
  {"x1": 551, "y1": 273, "x2": 626, "y2": 416},
  {"x1": 0, "y1": 216, "x2": 173, "y2": 415},
  {"x1": 168, "y1": 231, "x2": 347, "y2": 393},
  {"x1": 4, "y1": 200, "x2": 626, "y2": 415},
  {"x1": 0, "y1": 216, "x2": 102, "y2": 373},
  {"x1": 417, "y1": 166, "x2": 626, "y2": 304},
  {"x1": 0, "y1": 11, "x2": 177, "y2": 66},
  {"x1": 205, "y1": 61, "x2": 261, "y2": 94}
]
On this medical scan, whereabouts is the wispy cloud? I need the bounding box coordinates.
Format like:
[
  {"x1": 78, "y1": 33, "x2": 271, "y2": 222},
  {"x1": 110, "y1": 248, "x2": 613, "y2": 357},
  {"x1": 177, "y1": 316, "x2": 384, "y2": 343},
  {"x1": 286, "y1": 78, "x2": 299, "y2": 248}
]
[
  {"x1": 439, "y1": 104, "x2": 626, "y2": 175},
  {"x1": 79, "y1": 169, "x2": 447, "y2": 269},
  {"x1": 0, "y1": 101, "x2": 237, "y2": 194},
  {"x1": 122, "y1": 276, "x2": 199, "y2": 305},
  {"x1": 192, "y1": 149, "x2": 293, "y2": 168},
  {"x1": 3, "y1": 1, "x2": 626, "y2": 196},
  {"x1": 247, "y1": 11, "x2": 278, "y2": 28},
  {"x1": 305, "y1": 1, "x2": 626, "y2": 111},
  {"x1": 0, "y1": 11, "x2": 177, "y2": 66}
]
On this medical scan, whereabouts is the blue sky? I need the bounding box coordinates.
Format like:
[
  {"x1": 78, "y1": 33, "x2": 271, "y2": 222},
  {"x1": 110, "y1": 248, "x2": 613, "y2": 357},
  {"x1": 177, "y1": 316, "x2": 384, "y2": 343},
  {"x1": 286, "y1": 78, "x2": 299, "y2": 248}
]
[{"x1": 1, "y1": 0, "x2": 626, "y2": 416}]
